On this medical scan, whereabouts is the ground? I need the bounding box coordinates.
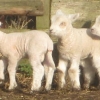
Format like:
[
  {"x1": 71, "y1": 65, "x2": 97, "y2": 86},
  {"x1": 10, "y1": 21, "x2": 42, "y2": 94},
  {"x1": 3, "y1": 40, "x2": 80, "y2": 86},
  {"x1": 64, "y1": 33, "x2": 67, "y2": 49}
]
[{"x1": 0, "y1": 72, "x2": 100, "y2": 100}]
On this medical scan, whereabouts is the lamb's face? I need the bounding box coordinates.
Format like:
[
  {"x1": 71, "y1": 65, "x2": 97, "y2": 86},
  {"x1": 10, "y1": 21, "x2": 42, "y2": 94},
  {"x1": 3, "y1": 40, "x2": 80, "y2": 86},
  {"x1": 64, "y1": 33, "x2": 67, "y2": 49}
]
[
  {"x1": 50, "y1": 10, "x2": 80, "y2": 37},
  {"x1": 91, "y1": 16, "x2": 100, "y2": 36},
  {"x1": 50, "y1": 15, "x2": 70, "y2": 37}
]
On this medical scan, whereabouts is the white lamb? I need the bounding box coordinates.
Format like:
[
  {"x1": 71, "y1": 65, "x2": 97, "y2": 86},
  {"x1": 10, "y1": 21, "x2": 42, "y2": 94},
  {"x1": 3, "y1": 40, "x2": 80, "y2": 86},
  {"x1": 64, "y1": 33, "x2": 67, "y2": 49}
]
[
  {"x1": 50, "y1": 10, "x2": 100, "y2": 90},
  {"x1": 0, "y1": 30, "x2": 55, "y2": 92},
  {"x1": 91, "y1": 15, "x2": 100, "y2": 37}
]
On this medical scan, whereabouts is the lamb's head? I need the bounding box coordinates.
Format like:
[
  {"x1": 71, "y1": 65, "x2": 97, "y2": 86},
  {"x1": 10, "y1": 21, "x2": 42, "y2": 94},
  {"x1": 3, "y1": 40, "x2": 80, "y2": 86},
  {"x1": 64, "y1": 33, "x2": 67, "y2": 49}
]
[
  {"x1": 91, "y1": 15, "x2": 100, "y2": 36},
  {"x1": 50, "y1": 10, "x2": 79, "y2": 37}
]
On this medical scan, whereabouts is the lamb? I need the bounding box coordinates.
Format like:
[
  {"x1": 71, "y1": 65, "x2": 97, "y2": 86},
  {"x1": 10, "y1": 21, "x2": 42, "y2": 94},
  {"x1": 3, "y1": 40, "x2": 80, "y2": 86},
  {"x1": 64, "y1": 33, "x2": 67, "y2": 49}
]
[
  {"x1": 50, "y1": 10, "x2": 100, "y2": 90},
  {"x1": 0, "y1": 30, "x2": 55, "y2": 92},
  {"x1": 91, "y1": 15, "x2": 100, "y2": 37}
]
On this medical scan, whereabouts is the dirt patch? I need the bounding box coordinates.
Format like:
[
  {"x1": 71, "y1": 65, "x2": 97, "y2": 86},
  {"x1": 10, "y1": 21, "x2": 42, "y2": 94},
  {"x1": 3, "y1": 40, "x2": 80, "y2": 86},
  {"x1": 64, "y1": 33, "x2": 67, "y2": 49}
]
[{"x1": 0, "y1": 72, "x2": 100, "y2": 100}]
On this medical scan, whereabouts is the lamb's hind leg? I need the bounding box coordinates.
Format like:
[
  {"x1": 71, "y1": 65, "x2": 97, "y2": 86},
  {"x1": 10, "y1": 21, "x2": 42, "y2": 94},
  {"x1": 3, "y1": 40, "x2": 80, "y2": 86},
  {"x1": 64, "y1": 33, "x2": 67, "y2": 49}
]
[
  {"x1": 29, "y1": 57, "x2": 44, "y2": 92},
  {"x1": 80, "y1": 58, "x2": 96, "y2": 90},
  {"x1": 43, "y1": 51, "x2": 55, "y2": 91},
  {"x1": 93, "y1": 56, "x2": 100, "y2": 89}
]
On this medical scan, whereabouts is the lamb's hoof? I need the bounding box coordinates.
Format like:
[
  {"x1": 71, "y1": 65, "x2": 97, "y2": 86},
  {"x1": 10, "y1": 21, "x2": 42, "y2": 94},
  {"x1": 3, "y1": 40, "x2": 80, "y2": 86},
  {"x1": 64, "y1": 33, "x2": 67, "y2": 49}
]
[
  {"x1": 0, "y1": 80, "x2": 4, "y2": 88},
  {"x1": 0, "y1": 79, "x2": 4, "y2": 85},
  {"x1": 7, "y1": 85, "x2": 18, "y2": 92},
  {"x1": 4, "y1": 88, "x2": 15, "y2": 92},
  {"x1": 8, "y1": 87, "x2": 18, "y2": 92},
  {"x1": 82, "y1": 83, "x2": 90, "y2": 90},
  {"x1": 89, "y1": 86, "x2": 97, "y2": 91},
  {"x1": 58, "y1": 85, "x2": 65, "y2": 90},
  {"x1": 72, "y1": 87, "x2": 81, "y2": 92},
  {"x1": 96, "y1": 85, "x2": 100, "y2": 90},
  {"x1": 40, "y1": 89, "x2": 49, "y2": 94},
  {"x1": 8, "y1": 88, "x2": 15, "y2": 91},
  {"x1": 45, "y1": 86, "x2": 51, "y2": 92},
  {"x1": 29, "y1": 90, "x2": 40, "y2": 95},
  {"x1": 82, "y1": 86, "x2": 89, "y2": 90},
  {"x1": 29, "y1": 88, "x2": 40, "y2": 94},
  {"x1": 56, "y1": 84, "x2": 65, "y2": 90},
  {"x1": 29, "y1": 88, "x2": 49, "y2": 95},
  {"x1": 30, "y1": 90, "x2": 34, "y2": 94}
]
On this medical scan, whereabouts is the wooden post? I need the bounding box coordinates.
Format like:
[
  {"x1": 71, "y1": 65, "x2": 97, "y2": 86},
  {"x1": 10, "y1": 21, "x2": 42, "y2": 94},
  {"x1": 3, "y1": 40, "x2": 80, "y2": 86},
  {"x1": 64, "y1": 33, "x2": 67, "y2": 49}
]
[{"x1": 36, "y1": 0, "x2": 51, "y2": 29}]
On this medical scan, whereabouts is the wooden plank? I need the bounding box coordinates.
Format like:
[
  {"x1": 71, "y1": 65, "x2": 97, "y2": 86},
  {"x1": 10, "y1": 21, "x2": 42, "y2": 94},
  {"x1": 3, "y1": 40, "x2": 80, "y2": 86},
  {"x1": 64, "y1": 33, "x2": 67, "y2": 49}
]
[
  {"x1": 36, "y1": 0, "x2": 51, "y2": 29},
  {"x1": 0, "y1": 0, "x2": 44, "y2": 16}
]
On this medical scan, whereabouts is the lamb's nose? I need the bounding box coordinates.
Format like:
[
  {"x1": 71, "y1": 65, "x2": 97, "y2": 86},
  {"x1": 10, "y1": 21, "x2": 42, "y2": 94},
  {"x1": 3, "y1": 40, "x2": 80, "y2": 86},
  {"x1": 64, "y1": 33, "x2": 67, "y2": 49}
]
[
  {"x1": 91, "y1": 28, "x2": 94, "y2": 33},
  {"x1": 49, "y1": 29, "x2": 53, "y2": 33}
]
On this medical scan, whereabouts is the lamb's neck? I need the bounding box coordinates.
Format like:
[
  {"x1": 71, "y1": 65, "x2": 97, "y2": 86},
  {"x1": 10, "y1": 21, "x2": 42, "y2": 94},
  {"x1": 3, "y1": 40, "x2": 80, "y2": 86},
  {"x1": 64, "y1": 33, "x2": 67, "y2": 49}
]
[{"x1": 59, "y1": 28, "x2": 75, "y2": 44}]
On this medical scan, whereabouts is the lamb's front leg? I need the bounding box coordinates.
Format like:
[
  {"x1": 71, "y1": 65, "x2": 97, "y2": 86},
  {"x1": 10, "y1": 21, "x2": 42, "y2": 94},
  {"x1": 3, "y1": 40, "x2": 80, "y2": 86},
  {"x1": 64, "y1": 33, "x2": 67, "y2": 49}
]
[
  {"x1": 68, "y1": 59, "x2": 80, "y2": 91},
  {"x1": 57, "y1": 58, "x2": 68, "y2": 89},
  {"x1": 7, "y1": 58, "x2": 18, "y2": 90}
]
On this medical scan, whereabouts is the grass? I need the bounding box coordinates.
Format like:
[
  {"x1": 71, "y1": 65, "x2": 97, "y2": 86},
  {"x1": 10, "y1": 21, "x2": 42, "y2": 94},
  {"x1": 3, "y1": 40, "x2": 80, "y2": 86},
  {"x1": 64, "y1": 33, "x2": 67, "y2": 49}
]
[{"x1": 18, "y1": 59, "x2": 32, "y2": 76}]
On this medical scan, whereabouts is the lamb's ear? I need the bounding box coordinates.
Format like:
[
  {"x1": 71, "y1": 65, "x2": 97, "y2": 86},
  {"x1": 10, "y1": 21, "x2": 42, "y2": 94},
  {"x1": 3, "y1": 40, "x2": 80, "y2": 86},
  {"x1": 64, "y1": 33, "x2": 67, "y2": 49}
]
[
  {"x1": 68, "y1": 13, "x2": 80, "y2": 23},
  {"x1": 56, "y1": 9, "x2": 64, "y2": 15},
  {"x1": 96, "y1": 15, "x2": 100, "y2": 24}
]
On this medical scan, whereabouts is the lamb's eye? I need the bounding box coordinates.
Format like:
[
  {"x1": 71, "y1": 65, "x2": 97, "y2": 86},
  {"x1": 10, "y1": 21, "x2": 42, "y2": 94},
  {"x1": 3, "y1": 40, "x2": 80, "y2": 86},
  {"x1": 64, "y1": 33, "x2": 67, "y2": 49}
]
[{"x1": 60, "y1": 22, "x2": 66, "y2": 27}]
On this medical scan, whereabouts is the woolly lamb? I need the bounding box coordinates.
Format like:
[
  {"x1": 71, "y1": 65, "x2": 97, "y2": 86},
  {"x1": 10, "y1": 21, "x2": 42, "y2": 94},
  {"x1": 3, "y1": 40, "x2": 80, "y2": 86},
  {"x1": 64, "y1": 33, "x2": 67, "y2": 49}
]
[
  {"x1": 50, "y1": 10, "x2": 100, "y2": 90},
  {"x1": 0, "y1": 30, "x2": 55, "y2": 92}
]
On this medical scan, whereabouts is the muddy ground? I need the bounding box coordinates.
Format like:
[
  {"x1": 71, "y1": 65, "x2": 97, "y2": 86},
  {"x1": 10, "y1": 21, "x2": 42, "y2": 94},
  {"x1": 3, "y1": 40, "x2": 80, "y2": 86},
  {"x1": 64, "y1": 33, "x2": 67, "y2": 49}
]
[{"x1": 0, "y1": 72, "x2": 100, "y2": 100}]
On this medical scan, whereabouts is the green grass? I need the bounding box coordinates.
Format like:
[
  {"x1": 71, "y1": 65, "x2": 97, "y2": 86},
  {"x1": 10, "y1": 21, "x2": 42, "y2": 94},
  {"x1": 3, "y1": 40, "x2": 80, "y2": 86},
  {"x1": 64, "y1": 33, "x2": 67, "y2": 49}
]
[{"x1": 18, "y1": 59, "x2": 32, "y2": 76}]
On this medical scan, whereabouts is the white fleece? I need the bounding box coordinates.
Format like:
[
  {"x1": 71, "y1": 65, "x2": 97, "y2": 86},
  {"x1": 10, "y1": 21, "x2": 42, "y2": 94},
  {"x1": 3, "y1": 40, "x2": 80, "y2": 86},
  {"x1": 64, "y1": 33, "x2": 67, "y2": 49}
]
[
  {"x1": 50, "y1": 10, "x2": 99, "y2": 90},
  {"x1": 0, "y1": 30, "x2": 55, "y2": 92}
]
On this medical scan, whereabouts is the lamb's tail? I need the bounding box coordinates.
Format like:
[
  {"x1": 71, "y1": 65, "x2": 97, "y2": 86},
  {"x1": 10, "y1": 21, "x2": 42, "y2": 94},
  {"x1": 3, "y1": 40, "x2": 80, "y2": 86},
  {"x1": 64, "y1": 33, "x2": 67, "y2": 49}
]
[
  {"x1": 44, "y1": 50, "x2": 55, "y2": 70},
  {"x1": 44, "y1": 38, "x2": 55, "y2": 69},
  {"x1": 43, "y1": 50, "x2": 56, "y2": 90}
]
